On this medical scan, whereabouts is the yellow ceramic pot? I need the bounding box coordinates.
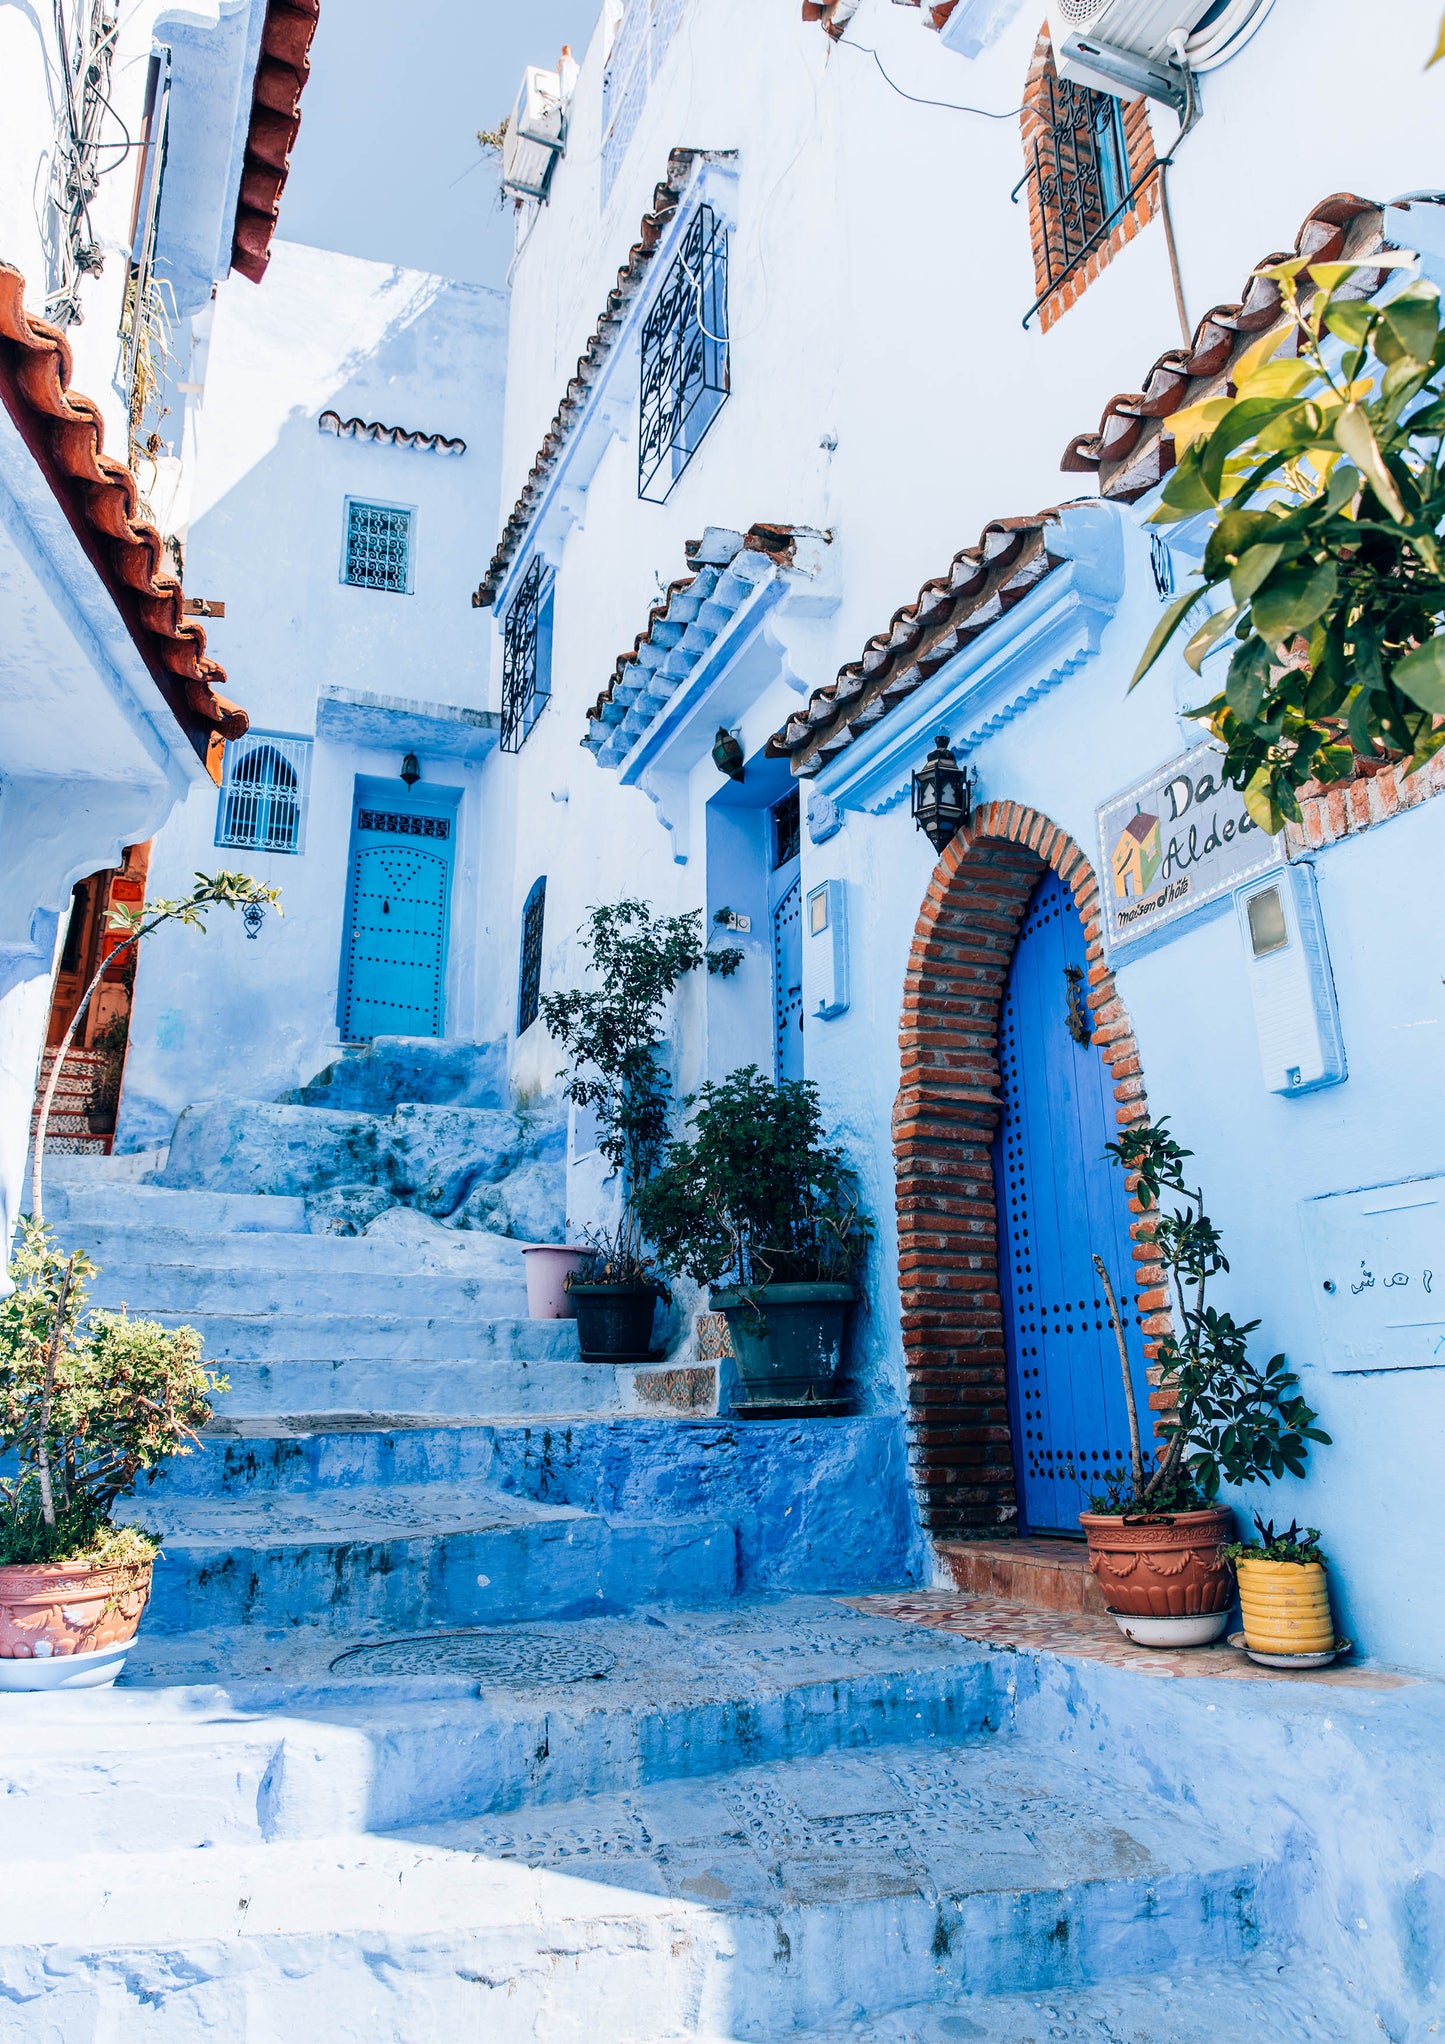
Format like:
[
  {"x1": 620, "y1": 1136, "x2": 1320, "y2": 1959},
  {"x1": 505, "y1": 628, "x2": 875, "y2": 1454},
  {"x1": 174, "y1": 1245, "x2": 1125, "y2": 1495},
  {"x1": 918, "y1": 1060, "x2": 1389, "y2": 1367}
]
[{"x1": 1235, "y1": 1556, "x2": 1334, "y2": 1656}]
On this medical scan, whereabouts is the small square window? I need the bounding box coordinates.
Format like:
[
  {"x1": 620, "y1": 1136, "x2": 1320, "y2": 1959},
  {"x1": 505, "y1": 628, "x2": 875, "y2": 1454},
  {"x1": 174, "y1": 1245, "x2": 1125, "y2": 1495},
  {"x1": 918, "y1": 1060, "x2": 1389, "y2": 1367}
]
[
  {"x1": 343, "y1": 500, "x2": 413, "y2": 594},
  {"x1": 1246, "y1": 886, "x2": 1290, "y2": 958}
]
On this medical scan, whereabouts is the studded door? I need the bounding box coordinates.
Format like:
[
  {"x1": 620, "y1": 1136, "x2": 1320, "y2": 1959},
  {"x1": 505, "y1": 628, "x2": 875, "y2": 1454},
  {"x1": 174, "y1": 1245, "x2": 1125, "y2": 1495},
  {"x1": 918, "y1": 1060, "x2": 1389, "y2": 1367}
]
[
  {"x1": 991, "y1": 867, "x2": 1151, "y2": 1533},
  {"x1": 772, "y1": 873, "x2": 804, "y2": 1081},
  {"x1": 340, "y1": 808, "x2": 453, "y2": 1043}
]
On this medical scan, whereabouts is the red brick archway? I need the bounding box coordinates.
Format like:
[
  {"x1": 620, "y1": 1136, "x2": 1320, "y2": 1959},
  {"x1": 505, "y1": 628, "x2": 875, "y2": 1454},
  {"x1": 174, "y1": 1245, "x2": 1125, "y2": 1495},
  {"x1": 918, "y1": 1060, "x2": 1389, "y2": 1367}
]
[{"x1": 893, "y1": 800, "x2": 1165, "y2": 1537}]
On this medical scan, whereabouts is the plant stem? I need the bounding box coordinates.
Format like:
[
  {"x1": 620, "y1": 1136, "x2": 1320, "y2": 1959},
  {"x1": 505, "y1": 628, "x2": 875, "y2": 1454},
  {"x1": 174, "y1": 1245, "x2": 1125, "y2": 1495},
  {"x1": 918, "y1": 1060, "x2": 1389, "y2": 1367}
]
[
  {"x1": 30, "y1": 926, "x2": 143, "y2": 1228},
  {"x1": 35, "y1": 1251, "x2": 78, "y2": 1529},
  {"x1": 1094, "y1": 1252, "x2": 1145, "y2": 1500}
]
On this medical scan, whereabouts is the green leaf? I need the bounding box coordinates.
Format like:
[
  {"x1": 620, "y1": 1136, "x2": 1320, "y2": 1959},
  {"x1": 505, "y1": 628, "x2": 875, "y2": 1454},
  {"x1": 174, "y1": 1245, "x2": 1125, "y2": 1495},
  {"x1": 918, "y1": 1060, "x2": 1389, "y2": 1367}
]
[
  {"x1": 1228, "y1": 542, "x2": 1285, "y2": 606},
  {"x1": 1242, "y1": 767, "x2": 1289, "y2": 835},
  {"x1": 1334, "y1": 404, "x2": 1407, "y2": 519},
  {"x1": 1129, "y1": 585, "x2": 1201, "y2": 690},
  {"x1": 1393, "y1": 632, "x2": 1445, "y2": 714},
  {"x1": 1225, "y1": 639, "x2": 1270, "y2": 722},
  {"x1": 1182, "y1": 605, "x2": 1240, "y2": 674},
  {"x1": 1250, "y1": 559, "x2": 1339, "y2": 644},
  {"x1": 1324, "y1": 298, "x2": 1374, "y2": 349},
  {"x1": 1200, "y1": 397, "x2": 1302, "y2": 501},
  {"x1": 1380, "y1": 285, "x2": 1441, "y2": 368},
  {"x1": 1158, "y1": 445, "x2": 1218, "y2": 517}
]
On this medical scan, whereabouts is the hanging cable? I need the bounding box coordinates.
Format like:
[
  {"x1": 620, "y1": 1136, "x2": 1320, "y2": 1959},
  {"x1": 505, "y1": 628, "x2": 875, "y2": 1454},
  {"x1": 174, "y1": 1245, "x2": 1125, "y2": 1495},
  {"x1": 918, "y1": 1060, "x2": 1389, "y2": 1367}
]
[{"x1": 832, "y1": 37, "x2": 1023, "y2": 118}]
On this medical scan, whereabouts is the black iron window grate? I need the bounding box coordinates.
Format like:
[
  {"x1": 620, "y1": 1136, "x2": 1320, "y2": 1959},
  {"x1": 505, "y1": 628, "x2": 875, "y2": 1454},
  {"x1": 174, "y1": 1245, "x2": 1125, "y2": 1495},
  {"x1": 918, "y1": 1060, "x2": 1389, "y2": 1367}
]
[
  {"x1": 1016, "y1": 72, "x2": 1151, "y2": 325},
  {"x1": 518, "y1": 876, "x2": 546, "y2": 1034},
  {"x1": 501, "y1": 554, "x2": 552, "y2": 753},
  {"x1": 357, "y1": 810, "x2": 450, "y2": 839},
  {"x1": 345, "y1": 501, "x2": 412, "y2": 593},
  {"x1": 216, "y1": 733, "x2": 310, "y2": 854},
  {"x1": 638, "y1": 203, "x2": 729, "y2": 503},
  {"x1": 771, "y1": 789, "x2": 800, "y2": 870}
]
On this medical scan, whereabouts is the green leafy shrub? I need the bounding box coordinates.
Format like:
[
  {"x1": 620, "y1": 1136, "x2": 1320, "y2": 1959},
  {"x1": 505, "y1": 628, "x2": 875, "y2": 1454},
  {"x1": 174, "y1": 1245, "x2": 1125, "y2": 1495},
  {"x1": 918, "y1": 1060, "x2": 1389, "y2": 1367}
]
[
  {"x1": 1225, "y1": 1512, "x2": 1327, "y2": 1568},
  {"x1": 0, "y1": 1220, "x2": 226, "y2": 1566},
  {"x1": 540, "y1": 900, "x2": 739, "y2": 1285},
  {"x1": 1135, "y1": 256, "x2": 1445, "y2": 834},
  {"x1": 635, "y1": 1066, "x2": 870, "y2": 1296},
  {"x1": 1089, "y1": 1120, "x2": 1329, "y2": 1514}
]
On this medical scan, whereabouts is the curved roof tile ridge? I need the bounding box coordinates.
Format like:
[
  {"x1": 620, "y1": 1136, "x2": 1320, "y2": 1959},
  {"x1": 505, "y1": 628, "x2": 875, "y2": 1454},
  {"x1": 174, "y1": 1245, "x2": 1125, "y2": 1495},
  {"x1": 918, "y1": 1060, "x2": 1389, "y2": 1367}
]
[
  {"x1": 1061, "y1": 192, "x2": 1384, "y2": 498},
  {"x1": 0, "y1": 263, "x2": 248, "y2": 773},
  {"x1": 474, "y1": 147, "x2": 733, "y2": 611},
  {"x1": 770, "y1": 190, "x2": 1393, "y2": 775},
  {"x1": 318, "y1": 410, "x2": 466, "y2": 455},
  {"x1": 231, "y1": 0, "x2": 321, "y2": 285}
]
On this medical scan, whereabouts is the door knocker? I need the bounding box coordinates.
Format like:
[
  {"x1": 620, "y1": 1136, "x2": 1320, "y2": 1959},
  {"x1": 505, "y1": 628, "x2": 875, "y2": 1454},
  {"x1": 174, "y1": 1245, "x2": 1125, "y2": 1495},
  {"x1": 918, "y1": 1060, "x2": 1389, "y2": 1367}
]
[{"x1": 1063, "y1": 964, "x2": 1091, "y2": 1046}]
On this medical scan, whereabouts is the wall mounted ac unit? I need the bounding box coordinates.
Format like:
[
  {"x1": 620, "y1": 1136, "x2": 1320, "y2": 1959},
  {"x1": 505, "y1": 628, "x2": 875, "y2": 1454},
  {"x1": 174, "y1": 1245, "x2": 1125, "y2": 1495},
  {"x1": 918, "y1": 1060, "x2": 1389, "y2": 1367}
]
[
  {"x1": 1047, "y1": 0, "x2": 1272, "y2": 103},
  {"x1": 501, "y1": 65, "x2": 567, "y2": 202}
]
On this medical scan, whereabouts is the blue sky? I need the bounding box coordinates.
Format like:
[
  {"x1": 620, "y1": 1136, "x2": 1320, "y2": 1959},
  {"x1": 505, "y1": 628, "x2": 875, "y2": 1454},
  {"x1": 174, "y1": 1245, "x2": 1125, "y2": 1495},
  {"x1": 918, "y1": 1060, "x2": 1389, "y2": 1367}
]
[{"x1": 279, "y1": 0, "x2": 603, "y2": 289}]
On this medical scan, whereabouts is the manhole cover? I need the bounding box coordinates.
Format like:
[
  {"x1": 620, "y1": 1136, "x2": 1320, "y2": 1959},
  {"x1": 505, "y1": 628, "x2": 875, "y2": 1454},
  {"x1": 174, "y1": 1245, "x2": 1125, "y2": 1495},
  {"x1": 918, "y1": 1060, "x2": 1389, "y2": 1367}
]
[{"x1": 329, "y1": 1629, "x2": 619, "y2": 1684}]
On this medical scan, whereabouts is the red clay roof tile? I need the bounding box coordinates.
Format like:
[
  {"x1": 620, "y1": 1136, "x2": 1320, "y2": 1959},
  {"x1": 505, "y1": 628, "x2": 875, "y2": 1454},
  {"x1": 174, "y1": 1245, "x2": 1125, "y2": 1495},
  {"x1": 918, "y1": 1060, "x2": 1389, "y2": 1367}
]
[{"x1": 230, "y1": 0, "x2": 320, "y2": 285}]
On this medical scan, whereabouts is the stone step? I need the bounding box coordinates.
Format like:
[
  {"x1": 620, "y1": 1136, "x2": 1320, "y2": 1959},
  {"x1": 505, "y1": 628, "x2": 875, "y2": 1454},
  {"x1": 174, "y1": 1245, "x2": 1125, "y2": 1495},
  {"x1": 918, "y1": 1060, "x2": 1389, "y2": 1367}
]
[
  {"x1": 1, "y1": 1599, "x2": 995, "y2": 1856},
  {"x1": 791, "y1": 1954, "x2": 1371, "y2": 2043},
  {"x1": 48, "y1": 1183, "x2": 309, "y2": 1234},
  {"x1": 0, "y1": 1740, "x2": 1266, "y2": 2037},
  {"x1": 936, "y1": 1539, "x2": 1108, "y2": 1617},
  {"x1": 147, "y1": 1307, "x2": 578, "y2": 1363},
  {"x1": 87, "y1": 1264, "x2": 529, "y2": 1317},
  {"x1": 130, "y1": 1480, "x2": 737, "y2": 1633},
  {"x1": 147, "y1": 1415, "x2": 509, "y2": 1497},
  {"x1": 204, "y1": 1353, "x2": 628, "y2": 1418},
  {"x1": 60, "y1": 1222, "x2": 527, "y2": 1278}
]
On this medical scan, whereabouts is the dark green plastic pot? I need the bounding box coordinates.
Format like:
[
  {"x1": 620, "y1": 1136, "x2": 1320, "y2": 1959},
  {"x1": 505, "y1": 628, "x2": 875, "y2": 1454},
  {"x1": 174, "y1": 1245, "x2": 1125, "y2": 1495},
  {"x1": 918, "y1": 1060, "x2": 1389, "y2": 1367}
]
[
  {"x1": 568, "y1": 1281, "x2": 658, "y2": 1361},
  {"x1": 711, "y1": 1282, "x2": 855, "y2": 1406}
]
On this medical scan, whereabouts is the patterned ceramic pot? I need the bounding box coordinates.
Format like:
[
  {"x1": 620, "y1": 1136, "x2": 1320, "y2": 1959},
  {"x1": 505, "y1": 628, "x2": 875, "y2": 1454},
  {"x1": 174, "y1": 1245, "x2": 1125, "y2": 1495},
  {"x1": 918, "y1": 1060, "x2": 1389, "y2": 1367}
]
[
  {"x1": 0, "y1": 1558, "x2": 153, "y2": 1679},
  {"x1": 1235, "y1": 1556, "x2": 1335, "y2": 1656},
  {"x1": 1078, "y1": 1505, "x2": 1234, "y2": 1618}
]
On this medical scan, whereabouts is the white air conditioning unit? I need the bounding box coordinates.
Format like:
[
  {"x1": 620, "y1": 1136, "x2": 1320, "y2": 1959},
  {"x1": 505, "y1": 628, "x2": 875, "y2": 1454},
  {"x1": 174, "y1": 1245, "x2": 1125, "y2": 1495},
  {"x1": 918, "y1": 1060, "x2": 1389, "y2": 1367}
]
[
  {"x1": 1047, "y1": 0, "x2": 1271, "y2": 102},
  {"x1": 501, "y1": 65, "x2": 567, "y2": 202}
]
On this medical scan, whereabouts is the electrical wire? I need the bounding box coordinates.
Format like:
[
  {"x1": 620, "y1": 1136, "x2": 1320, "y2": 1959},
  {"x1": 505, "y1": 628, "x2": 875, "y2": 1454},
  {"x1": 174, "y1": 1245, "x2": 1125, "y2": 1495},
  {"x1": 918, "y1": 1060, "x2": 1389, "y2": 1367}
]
[{"x1": 833, "y1": 37, "x2": 1023, "y2": 119}]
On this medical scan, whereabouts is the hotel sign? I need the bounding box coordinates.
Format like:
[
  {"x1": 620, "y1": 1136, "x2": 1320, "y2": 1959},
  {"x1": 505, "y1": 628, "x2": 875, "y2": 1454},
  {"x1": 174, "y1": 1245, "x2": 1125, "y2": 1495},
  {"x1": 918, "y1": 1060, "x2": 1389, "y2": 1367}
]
[{"x1": 1097, "y1": 742, "x2": 1283, "y2": 957}]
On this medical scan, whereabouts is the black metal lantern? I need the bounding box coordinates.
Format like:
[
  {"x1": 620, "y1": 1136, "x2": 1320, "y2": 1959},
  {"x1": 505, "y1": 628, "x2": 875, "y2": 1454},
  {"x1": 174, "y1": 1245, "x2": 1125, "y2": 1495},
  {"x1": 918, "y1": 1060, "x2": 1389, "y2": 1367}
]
[
  {"x1": 911, "y1": 733, "x2": 972, "y2": 851},
  {"x1": 712, "y1": 727, "x2": 745, "y2": 782},
  {"x1": 400, "y1": 751, "x2": 421, "y2": 788}
]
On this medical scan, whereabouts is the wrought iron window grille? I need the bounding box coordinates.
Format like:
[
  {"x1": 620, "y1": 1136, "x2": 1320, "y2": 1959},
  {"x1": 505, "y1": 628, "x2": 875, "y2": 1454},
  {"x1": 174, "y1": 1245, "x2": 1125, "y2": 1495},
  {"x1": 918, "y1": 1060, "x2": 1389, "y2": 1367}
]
[
  {"x1": 1012, "y1": 71, "x2": 1156, "y2": 328},
  {"x1": 638, "y1": 202, "x2": 729, "y2": 504},
  {"x1": 501, "y1": 554, "x2": 554, "y2": 753},
  {"x1": 771, "y1": 789, "x2": 801, "y2": 871},
  {"x1": 600, "y1": 0, "x2": 689, "y2": 205},
  {"x1": 216, "y1": 732, "x2": 312, "y2": 855},
  {"x1": 357, "y1": 810, "x2": 450, "y2": 839},
  {"x1": 343, "y1": 499, "x2": 413, "y2": 593},
  {"x1": 517, "y1": 876, "x2": 547, "y2": 1035}
]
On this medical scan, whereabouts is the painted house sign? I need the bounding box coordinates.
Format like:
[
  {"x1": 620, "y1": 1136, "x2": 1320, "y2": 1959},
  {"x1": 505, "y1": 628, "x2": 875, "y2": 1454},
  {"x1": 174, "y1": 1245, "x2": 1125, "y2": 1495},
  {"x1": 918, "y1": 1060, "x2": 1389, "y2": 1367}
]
[{"x1": 1096, "y1": 741, "x2": 1283, "y2": 957}]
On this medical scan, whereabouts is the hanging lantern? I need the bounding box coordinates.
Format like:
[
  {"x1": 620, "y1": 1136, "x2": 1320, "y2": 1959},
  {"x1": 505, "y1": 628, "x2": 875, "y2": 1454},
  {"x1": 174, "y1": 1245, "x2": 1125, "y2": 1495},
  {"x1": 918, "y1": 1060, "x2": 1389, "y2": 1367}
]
[
  {"x1": 911, "y1": 733, "x2": 973, "y2": 851},
  {"x1": 400, "y1": 751, "x2": 421, "y2": 788},
  {"x1": 712, "y1": 727, "x2": 745, "y2": 782}
]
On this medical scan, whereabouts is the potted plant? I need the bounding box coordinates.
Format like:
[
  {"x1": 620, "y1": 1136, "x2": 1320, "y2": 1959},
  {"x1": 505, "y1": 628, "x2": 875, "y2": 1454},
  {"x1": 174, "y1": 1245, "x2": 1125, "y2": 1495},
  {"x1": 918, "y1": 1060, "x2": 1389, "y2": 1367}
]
[
  {"x1": 1084, "y1": 1119, "x2": 1330, "y2": 1647},
  {"x1": 1227, "y1": 1514, "x2": 1344, "y2": 1668},
  {"x1": 636, "y1": 1066, "x2": 871, "y2": 1412},
  {"x1": 539, "y1": 899, "x2": 740, "y2": 1360},
  {"x1": 0, "y1": 1220, "x2": 225, "y2": 1690}
]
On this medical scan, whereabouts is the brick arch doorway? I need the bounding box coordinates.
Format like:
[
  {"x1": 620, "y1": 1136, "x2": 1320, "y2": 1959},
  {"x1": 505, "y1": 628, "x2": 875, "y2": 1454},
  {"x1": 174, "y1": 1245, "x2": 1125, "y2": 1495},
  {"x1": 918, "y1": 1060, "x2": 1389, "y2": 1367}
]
[{"x1": 893, "y1": 803, "x2": 1161, "y2": 1540}]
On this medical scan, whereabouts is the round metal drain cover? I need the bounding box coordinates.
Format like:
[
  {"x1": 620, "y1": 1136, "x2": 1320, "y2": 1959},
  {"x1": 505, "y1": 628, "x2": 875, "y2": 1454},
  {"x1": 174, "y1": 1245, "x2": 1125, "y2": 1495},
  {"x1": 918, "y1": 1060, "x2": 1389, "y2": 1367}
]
[{"x1": 329, "y1": 1629, "x2": 618, "y2": 1684}]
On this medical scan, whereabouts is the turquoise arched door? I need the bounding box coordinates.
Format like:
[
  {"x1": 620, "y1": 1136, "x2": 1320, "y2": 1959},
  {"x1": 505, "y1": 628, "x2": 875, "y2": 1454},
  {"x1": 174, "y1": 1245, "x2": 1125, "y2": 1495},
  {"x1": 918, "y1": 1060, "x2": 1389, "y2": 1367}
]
[{"x1": 991, "y1": 868, "x2": 1153, "y2": 1533}]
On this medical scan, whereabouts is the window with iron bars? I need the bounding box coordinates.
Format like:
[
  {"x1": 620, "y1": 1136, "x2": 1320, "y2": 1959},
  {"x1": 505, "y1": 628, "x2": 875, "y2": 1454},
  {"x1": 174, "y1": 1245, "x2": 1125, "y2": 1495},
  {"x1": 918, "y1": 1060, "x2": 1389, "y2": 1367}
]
[
  {"x1": 215, "y1": 733, "x2": 312, "y2": 855},
  {"x1": 638, "y1": 203, "x2": 729, "y2": 504},
  {"x1": 517, "y1": 876, "x2": 547, "y2": 1035},
  {"x1": 501, "y1": 554, "x2": 555, "y2": 753},
  {"x1": 343, "y1": 499, "x2": 413, "y2": 593},
  {"x1": 600, "y1": 0, "x2": 688, "y2": 205},
  {"x1": 1015, "y1": 57, "x2": 1151, "y2": 326}
]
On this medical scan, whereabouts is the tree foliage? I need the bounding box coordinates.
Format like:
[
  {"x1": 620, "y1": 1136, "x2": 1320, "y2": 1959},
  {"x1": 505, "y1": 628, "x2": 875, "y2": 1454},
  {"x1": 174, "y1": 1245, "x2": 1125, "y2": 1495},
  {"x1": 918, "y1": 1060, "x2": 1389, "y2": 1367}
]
[
  {"x1": 539, "y1": 900, "x2": 740, "y2": 1282},
  {"x1": 636, "y1": 1066, "x2": 870, "y2": 1295},
  {"x1": 1091, "y1": 1120, "x2": 1329, "y2": 1513},
  {"x1": 1135, "y1": 256, "x2": 1445, "y2": 833},
  {"x1": 0, "y1": 1220, "x2": 226, "y2": 1564}
]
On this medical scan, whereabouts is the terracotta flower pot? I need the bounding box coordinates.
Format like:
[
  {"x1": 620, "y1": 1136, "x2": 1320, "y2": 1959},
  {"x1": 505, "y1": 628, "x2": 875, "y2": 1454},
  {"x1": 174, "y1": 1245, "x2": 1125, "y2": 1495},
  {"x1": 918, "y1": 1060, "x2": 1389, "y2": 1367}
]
[
  {"x1": 1235, "y1": 1556, "x2": 1335, "y2": 1656},
  {"x1": 1078, "y1": 1505, "x2": 1234, "y2": 1619},
  {"x1": 0, "y1": 1558, "x2": 153, "y2": 1690}
]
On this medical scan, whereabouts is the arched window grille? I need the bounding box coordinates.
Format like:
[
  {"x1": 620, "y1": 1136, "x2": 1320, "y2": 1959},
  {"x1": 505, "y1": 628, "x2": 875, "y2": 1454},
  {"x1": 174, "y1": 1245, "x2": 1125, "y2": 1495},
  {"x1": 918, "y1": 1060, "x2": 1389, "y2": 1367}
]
[
  {"x1": 518, "y1": 876, "x2": 547, "y2": 1034},
  {"x1": 216, "y1": 733, "x2": 311, "y2": 854}
]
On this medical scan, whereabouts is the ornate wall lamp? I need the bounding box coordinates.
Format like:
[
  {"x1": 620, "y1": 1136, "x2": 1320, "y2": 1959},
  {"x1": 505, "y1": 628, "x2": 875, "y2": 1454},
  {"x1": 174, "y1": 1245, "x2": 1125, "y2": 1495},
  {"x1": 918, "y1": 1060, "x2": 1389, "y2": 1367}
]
[
  {"x1": 911, "y1": 733, "x2": 974, "y2": 852},
  {"x1": 712, "y1": 727, "x2": 745, "y2": 781},
  {"x1": 400, "y1": 752, "x2": 421, "y2": 788}
]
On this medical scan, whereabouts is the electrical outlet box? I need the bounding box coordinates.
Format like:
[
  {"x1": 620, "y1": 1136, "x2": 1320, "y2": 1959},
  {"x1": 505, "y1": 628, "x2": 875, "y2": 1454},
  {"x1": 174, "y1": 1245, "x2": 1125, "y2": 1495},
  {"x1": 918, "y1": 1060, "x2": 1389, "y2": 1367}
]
[
  {"x1": 807, "y1": 879, "x2": 849, "y2": 1020},
  {"x1": 1235, "y1": 862, "x2": 1346, "y2": 1095}
]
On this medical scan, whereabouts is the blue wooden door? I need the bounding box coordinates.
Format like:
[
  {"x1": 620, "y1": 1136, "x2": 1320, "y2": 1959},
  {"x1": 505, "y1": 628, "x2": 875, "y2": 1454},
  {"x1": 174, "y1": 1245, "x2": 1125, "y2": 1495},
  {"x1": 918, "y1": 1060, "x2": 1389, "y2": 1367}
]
[
  {"x1": 772, "y1": 873, "x2": 803, "y2": 1081},
  {"x1": 340, "y1": 806, "x2": 453, "y2": 1043},
  {"x1": 992, "y1": 868, "x2": 1151, "y2": 1533}
]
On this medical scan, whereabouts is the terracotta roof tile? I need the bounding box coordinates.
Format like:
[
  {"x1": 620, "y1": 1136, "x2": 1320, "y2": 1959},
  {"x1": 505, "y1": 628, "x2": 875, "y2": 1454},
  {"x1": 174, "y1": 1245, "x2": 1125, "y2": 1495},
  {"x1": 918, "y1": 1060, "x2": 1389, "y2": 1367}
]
[
  {"x1": 802, "y1": 0, "x2": 957, "y2": 33},
  {"x1": 584, "y1": 523, "x2": 821, "y2": 763},
  {"x1": 0, "y1": 263, "x2": 247, "y2": 779},
  {"x1": 771, "y1": 191, "x2": 1394, "y2": 775},
  {"x1": 1061, "y1": 192, "x2": 1386, "y2": 498},
  {"x1": 230, "y1": 0, "x2": 320, "y2": 285},
  {"x1": 474, "y1": 147, "x2": 732, "y2": 611}
]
